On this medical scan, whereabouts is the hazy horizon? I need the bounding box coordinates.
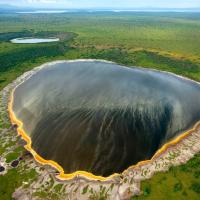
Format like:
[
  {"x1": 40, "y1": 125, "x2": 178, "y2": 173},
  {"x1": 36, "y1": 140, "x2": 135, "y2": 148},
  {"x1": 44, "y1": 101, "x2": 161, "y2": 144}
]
[{"x1": 0, "y1": 0, "x2": 200, "y2": 9}]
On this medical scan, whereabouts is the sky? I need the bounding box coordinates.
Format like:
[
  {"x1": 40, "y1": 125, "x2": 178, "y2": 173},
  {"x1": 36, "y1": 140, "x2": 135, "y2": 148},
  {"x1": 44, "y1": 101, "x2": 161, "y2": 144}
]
[{"x1": 0, "y1": 0, "x2": 200, "y2": 9}]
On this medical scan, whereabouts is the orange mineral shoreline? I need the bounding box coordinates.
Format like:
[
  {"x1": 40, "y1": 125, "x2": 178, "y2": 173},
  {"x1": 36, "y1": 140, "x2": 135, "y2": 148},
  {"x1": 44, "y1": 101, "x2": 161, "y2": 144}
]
[{"x1": 8, "y1": 86, "x2": 200, "y2": 182}]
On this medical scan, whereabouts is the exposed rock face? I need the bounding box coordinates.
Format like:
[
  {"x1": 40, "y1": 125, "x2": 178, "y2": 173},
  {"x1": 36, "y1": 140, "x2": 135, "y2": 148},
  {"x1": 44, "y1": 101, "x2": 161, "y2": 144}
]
[{"x1": 12, "y1": 61, "x2": 200, "y2": 176}]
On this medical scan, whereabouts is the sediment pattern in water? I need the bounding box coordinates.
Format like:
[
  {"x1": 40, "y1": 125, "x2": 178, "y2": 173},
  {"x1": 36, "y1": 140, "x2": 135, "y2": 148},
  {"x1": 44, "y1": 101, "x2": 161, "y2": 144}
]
[{"x1": 12, "y1": 61, "x2": 200, "y2": 176}]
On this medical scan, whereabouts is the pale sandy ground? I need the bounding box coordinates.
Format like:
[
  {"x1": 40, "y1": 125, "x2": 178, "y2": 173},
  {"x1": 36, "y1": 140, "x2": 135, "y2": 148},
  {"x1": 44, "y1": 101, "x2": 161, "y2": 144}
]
[{"x1": 0, "y1": 60, "x2": 200, "y2": 200}]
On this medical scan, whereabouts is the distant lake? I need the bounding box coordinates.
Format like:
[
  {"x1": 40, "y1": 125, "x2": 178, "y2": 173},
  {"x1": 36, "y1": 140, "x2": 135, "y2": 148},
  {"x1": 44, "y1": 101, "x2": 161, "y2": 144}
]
[
  {"x1": 12, "y1": 60, "x2": 200, "y2": 176},
  {"x1": 16, "y1": 10, "x2": 69, "y2": 14},
  {"x1": 10, "y1": 38, "x2": 60, "y2": 44}
]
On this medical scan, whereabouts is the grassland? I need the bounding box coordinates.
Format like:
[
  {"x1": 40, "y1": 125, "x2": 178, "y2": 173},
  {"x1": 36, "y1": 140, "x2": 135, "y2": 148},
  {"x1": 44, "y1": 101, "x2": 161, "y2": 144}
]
[
  {"x1": 132, "y1": 154, "x2": 200, "y2": 200},
  {"x1": 1, "y1": 12, "x2": 200, "y2": 57},
  {"x1": 0, "y1": 11, "x2": 200, "y2": 199}
]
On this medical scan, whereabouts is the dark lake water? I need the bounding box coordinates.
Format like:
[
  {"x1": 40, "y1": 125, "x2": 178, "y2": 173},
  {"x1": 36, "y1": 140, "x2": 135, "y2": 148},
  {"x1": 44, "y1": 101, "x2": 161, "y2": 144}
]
[{"x1": 12, "y1": 61, "x2": 200, "y2": 176}]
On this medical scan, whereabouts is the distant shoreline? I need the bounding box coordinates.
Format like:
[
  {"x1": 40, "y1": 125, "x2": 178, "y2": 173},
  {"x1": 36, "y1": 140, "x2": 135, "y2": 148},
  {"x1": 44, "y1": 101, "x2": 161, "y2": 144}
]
[
  {"x1": 15, "y1": 9, "x2": 200, "y2": 14},
  {"x1": 1, "y1": 6, "x2": 200, "y2": 14}
]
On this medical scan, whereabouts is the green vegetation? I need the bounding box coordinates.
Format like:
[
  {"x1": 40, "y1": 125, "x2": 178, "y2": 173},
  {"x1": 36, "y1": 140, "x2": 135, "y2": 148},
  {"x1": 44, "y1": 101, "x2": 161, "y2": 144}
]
[
  {"x1": 80, "y1": 48, "x2": 200, "y2": 81},
  {"x1": 5, "y1": 146, "x2": 23, "y2": 163},
  {"x1": 0, "y1": 30, "x2": 75, "y2": 42},
  {"x1": 132, "y1": 154, "x2": 200, "y2": 200},
  {"x1": 33, "y1": 182, "x2": 64, "y2": 200},
  {"x1": 82, "y1": 185, "x2": 89, "y2": 194},
  {"x1": 33, "y1": 191, "x2": 61, "y2": 200},
  {"x1": 1, "y1": 13, "x2": 200, "y2": 57},
  {"x1": 0, "y1": 12, "x2": 200, "y2": 199},
  {"x1": 0, "y1": 167, "x2": 37, "y2": 200},
  {"x1": 5, "y1": 152, "x2": 19, "y2": 163},
  {"x1": 53, "y1": 184, "x2": 63, "y2": 193},
  {"x1": 89, "y1": 185, "x2": 110, "y2": 200}
]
